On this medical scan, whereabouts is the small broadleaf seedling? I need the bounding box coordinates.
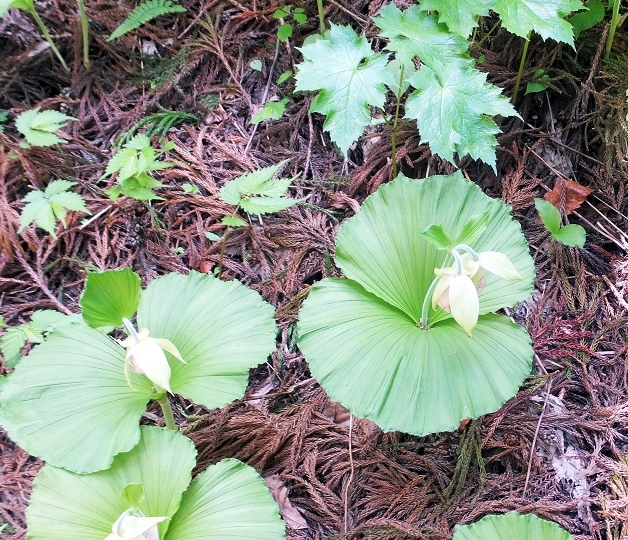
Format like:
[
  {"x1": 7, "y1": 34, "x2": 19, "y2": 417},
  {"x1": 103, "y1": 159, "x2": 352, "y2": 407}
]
[
  {"x1": 535, "y1": 197, "x2": 586, "y2": 247},
  {"x1": 18, "y1": 180, "x2": 90, "y2": 239},
  {"x1": 26, "y1": 426, "x2": 285, "y2": 539},
  {"x1": 297, "y1": 172, "x2": 535, "y2": 436},
  {"x1": 107, "y1": 0, "x2": 186, "y2": 41},
  {"x1": 101, "y1": 134, "x2": 174, "y2": 201},
  {"x1": 453, "y1": 510, "x2": 573, "y2": 539},
  {"x1": 251, "y1": 98, "x2": 290, "y2": 125},
  {"x1": 14, "y1": 107, "x2": 76, "y2": 148},
  {"x1": 525, "y1": 69, "x2": 551, "y2": 95},
  {"x1": 274, "y1": 4, "x2": 307, "y2": 42}
]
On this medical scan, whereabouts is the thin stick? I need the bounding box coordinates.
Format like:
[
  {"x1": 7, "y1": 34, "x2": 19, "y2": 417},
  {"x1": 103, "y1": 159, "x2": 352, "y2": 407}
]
[
  {"x1": 523, "y1": 379, "x2": 552, "y2": 496},
  {"x1": 343, "y1": 414, "x2": 355, "y2": 534}
]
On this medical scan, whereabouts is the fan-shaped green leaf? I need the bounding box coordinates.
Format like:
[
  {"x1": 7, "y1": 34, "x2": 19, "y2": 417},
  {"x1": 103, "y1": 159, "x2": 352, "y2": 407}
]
[
  {"x1": 137, "y1": 271, "x2": 277, "y2": 409},
  {"x1": 26, "y1": 426, "x2": 196, "y2": 540},
  {"x1": 453, "y1": 511, "x2": 573, "y2": 539},
  {"x1": 166, "y1": 458, "x2": 285, "y2": 539},
  {"x1": 0, "y1": 323, "x2": 154, "y2": 473},
  {"x1": 298, "y1": 279, "x2": 533, "y2": 435},
  {"x1": 107, "y1": 0, "x2": 186, "y2": 41},
  {"x1": 80, "y1": 269, "x2": 142, "y2": 329}
]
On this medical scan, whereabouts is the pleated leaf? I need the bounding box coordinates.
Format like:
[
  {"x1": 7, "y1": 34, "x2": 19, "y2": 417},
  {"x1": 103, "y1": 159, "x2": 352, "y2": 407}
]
[
  {"x1": 453, "y1": 511, "x2": 573, "y2": 539},
  {"x1": 298, "y1": 279, "x2": 533, "y2": 435},
  {"x1": 166, "y1": 458, "x2": 285, "y2": 539},
  {"x1": 0, "y1": 323, "x2": 154, "y2": 473},
  {"x1": 80, "y1": 268, "x2": 142, "y2": 329},
  {"x1": 26, "y1": 426, "x2": 197, "y2": 540},
  {"x1": 137, "y1": 271, "x2": 277, "y2": 409},
  {"x1": 334, "y1": 172, "x2": 535, "y2": 327}
]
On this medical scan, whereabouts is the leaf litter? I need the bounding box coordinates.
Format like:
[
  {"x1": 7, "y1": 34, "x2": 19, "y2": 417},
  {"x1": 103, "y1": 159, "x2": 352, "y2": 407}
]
[{"x1": 1, "y1": 1, "x2": 628, "y2": 539}]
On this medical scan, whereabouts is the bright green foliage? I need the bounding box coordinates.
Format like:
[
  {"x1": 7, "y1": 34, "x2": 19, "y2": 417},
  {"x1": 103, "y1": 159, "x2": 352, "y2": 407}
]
[
  {"x1": 298, "y1": 172, "x2": 535, "y2": 436},
  {"x1": 453, "y1": 511, "x2": 573, "y2": 539},
  {"x1": 181, "y1": 182, "x2": 199, "y2": 194},
  {"x1": 0, "y1": 110, "x2": 7, "y2": 132},
  {"x1": 116, "y1": 108, "x2": 198, "y2": 147},
  {"x1": 374, "y1": 5, "x2": 469, "y2": 75},
  {"x1": 0, "y1": 310, "x2": 73, "y2": 369},
  {"x1": 219, "y1": 161, "x2": 301, "y2": 215},
  {"x1": 493, "y1": 0, "x2": 585, "y2": 48},
  {"x1": 101, "y1": 134, "x2": 173, "y2": 201},
  {"x1": 404, "y1": 59, "x2": 518, "y2": 168},
  {"x1": 18, "y1": 180, "x2": 90, "y2": 239},
  {"x1": 80, "y1": 268, "x2": 142, "y2": 329},
  {"x1": 26, "y1": 427, "x2": 285, "y2": 539},
  {"x1": 107, "y1": 0, "x2": 186, "y2": 41},
  {"x1": 251, "y1": 98, "x2": 290, "y2": 124},
  {"x1": 569, "y1": 0, "x2": 605, "y2": 39},
  {"x1": 535, "y1": 198, "x2": 586, "y2": 247},
  {"x1": 421, "y1": 224, "x2": 453, "y2": 251},
  {"x1": 525, "y1": 69, "x2": 551, "y2": 94},
  {"x1": 418, "y1": 0, "x2": 493, "y2": 38},
  {"x1": 274, "y1": 5, "x2": 307, "y2": 42},
  {"x1": 15, "y1": 107, "x2": 75, "y2": 148},
  {"x1": 294, "y1": 23, "x2": 395, "y2": 156},
  {"x1": 221, "y1": 215, "x2": 248, "y2": 227}
]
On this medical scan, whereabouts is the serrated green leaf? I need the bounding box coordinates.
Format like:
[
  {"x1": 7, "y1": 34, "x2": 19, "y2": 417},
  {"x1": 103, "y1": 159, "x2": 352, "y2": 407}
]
[
  {"x1": 534, "y1": 198, "x2": 561, "y2": 234},
  {"x1": 14, "y1": 107, "x2": 74, "y2": 147},
  {"x1": 405, "y1": 59, "x2": 519, "y2": 168},
  {"x1": 421, "y1": 224, "x2": 453, "y2": 251},
  {"x1": 125, "y1": 134, "x2": 152, "y2": 150},
  {"x1": 0, "y1": 327, "x2": 28, "y2": 368},
  {"x1": 107, "y1": 0, "x2": 186, "y2": 41},
  {"x1": 239, "y1": 196, "x2": 302, "y2": 215},
  {"x1": 493, "y1": 0, "x2": 585, "y2": 48},
  {"x1": 18, "y1": 191, "x2": 57, "y2": 237},
  {"x1": 28, "y1": 109, "x2": 75, "y2": 131},
  {"x1": 294, "y1": 23, "x2": 395, "y2": 155},
  {"x1": 418, "y1": 0, "x2": 493, "y2": 38},
  {"x1": 374, "y1": 5, "x2": 469, "y2": 68},
  {"x1": 219, "y1": 162, "x2": 290, "y2": 204},
  {"x1": 553, "y1": 223, "x2": 586, "y2": 247},
  {"x1": 569, "y1": 0, "x2": 605, "y2": 39},
  {"x1": 221, "y1": 216, "x2": 248, "y2": 227}
]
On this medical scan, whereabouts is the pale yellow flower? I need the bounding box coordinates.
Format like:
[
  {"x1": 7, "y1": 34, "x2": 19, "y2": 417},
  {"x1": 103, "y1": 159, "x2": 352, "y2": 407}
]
[
  {"x1": 119, "y1": 319, "x2": 186, "y2": 393},
  {"x1": 104, "y1": 510, "x2": 167, "y2": 540}
]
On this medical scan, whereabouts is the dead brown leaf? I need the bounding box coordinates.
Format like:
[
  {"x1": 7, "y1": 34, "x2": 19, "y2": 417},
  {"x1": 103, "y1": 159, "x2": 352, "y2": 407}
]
[{"x1": 544, "y1": 179, "x2": 593, "y2": 215}]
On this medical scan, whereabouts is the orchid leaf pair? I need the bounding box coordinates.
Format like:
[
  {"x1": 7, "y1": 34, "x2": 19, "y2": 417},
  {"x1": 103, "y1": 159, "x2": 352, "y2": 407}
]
[
  {"x1": 27, "y1": 426, "x2": 285, "y2": 539},
  {"x1": 297, "y1": 172, "x2": 536, "y2": 436},
  {"x1": 0, "y1": 269, "x2": 277, "y2": 474}
]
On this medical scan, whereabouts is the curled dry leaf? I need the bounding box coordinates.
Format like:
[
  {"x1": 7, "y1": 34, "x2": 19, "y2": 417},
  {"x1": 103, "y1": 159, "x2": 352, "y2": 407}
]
[
  {"x1": 264, "y1": 474, "x2": 309, "y2": 530},
  {"x1": 544, "y1": 178, "x2": 593, "y2": 215}
]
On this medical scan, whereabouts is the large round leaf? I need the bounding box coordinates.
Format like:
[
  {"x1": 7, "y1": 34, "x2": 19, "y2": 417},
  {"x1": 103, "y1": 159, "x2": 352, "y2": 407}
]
[
  {"x1": 26, "y1": 426, "x2": 197, "y2": 539},
  {"x1": 334, "y1": 172, "x2": 535, "y2": 325},
  {"x1": 137, "y1": 271, "x2": 277, "y2": 409},
  {"x1": 166, "y1": 458, "x2": 285, "y2": 539},
  {"x1": 0, "y1": 323, "x2": 154, "y2": 473},
  {"x1": 453, "y1": 511, "x2": 573, "y2": 539},
  {"x1": 298, "y1": 279, "x2": 532, "y2": 435},
  {"x1": 297, "y1": 173, "x2": 535, "y2": 435}
]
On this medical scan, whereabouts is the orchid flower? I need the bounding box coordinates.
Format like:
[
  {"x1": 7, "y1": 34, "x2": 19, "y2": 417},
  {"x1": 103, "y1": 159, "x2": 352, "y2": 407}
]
[
  {"x1": 104, "y1": 509, "x2": 167, "y2": 540},
  {"x1": 119, "y1": 318, "x2": 186, "y2": 394},
  {"x1": 431, "y1": 246, "x2": 521, "y2": 336}
]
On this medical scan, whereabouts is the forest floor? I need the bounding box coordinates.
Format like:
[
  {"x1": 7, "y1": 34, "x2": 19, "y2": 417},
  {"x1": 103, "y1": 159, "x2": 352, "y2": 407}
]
[{"x1": 2, "y1": 1, "x2": 628, "y2": 539}]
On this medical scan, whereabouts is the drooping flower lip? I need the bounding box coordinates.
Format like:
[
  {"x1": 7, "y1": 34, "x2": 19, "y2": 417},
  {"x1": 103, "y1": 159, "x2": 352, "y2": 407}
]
[
  {"x1": 104, "y1": 509, "x2": 167, "y2": 540},
  {"x1": 119, "y1": 318, "x2": 186, "y2": 394}
]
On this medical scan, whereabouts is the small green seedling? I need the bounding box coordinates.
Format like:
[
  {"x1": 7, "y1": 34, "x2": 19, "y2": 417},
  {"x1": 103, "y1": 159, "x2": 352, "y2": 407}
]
[
  {"x1": 535, "y1": 198, "x2": 586, "y2": 247},
  {"x1": 15, "y1": 107, "x2": 76, "y2": 148},
  {"x1": 101, "y1": 134, "x2": 174, "y2": 201},
  {"x1": 250, "y1": 59, "x2": 263, "y2": 72},
  {"x1": 525, "y1": 69, "x2": 551, "y2": 95},
  {"x1": 107, "y1": 0, "x2": 186, "y2": 41},
  {"x1": 116, "y1": 107, "x2": 198, "y2": 147},
  {"x1": 274, "y1": 4, "x2": 307, "y2": 42},
  {"x1": 251, "y1": 98, "x2": 290, "y2": 124},
  {"x1": 18, "y1": 180, "x2": 90, "y2": 239},
  {"x1": 181, "y1": 182, "x2": 199, "y2": 194}
]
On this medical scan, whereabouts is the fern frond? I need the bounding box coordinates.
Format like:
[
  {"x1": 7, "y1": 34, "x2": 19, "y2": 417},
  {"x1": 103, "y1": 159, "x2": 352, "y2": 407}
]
[{"x1": 107, "y1": 0, "x2": 186, "y2": 41}]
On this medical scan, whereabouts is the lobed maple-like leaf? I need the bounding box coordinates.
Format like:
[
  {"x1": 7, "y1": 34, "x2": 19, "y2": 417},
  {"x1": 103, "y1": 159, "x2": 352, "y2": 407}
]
[
  {"x1": 294, "y1": 23, "x2": 394, "y2": 156},
  {"x1": 404, "y1": 58, "x2": 519, "y2": 169},
  {"x1": 418, "y1": 0, "x2": 493, "y2": 38},
  {"x1": 15, "y1": 107, "x2": 75, "y2": 147},
  {"x1": 493, "y1": 0, "x2": 585, "y2": 48}
]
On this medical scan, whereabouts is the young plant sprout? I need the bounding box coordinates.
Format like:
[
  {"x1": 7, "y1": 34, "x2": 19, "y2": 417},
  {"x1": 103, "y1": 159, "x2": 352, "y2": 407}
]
[
  {"x1": 424, "y1": 244, "x2": 522, "y2": 336},
  {"x1": 119, "y1": 317, "x2": 186, "y2": 395},
  {"x1": 105, "y1": 509, "x2": 167, "y2": 540}
]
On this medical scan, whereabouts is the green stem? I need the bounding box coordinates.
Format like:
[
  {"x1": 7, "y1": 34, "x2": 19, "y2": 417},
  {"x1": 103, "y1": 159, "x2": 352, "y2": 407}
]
[
  {"x1": 77, "y1": 0, "x2": 90, "y2": 68},
  {"x1": 470, "y1": 19, "x2": 501, "y2": 50},
  {"x1": 453, "y1": 243, "x2": 480, "y2": 260},
  {"x1": 390, "y1": 64, "x2": 405, "y2": 179},
  {"x1": 605, "y1": 0, "x2": 622, "y2": 60},
  {"x1": 316, "y1": 0, "x2": 325, "y2": 33},
  {"x1": 156, "y1": 394, "x2": 177, "y2": 431},
  {"x1": 217, "y1": 207, "x2": 241, "y2": 278},
  {"x1": 29, "y1": 9, "x2": 70, "y2": 72},
  {"x1": 512, "y1": 31, "x2": 531, "y2": 105},
  {"x1": 420, "y1": 275, "x2": 441, "y2": 329}
]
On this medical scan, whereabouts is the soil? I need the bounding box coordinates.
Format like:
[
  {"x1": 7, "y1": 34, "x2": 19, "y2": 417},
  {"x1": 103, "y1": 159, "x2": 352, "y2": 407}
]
[{"x1": 1, "y1": 1, "x2": 628, "y2": 539}]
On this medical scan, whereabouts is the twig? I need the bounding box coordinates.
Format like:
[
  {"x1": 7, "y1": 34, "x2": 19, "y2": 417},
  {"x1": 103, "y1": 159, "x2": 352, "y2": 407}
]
[
  {"x1": 343, "y1": 414, "x2": 355, "y2": 534},
  {"x1": 523, "y1": 379, "x2": 552, "y2": 496}
]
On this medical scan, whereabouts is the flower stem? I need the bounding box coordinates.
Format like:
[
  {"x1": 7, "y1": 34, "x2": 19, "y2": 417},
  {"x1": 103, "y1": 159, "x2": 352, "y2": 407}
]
[
  {"x1": 420, "y1": 275, "x2": 440, "y2": 329},
  {"x1": 454, "y1": 243, "x2": 480, "y2": 260},
  {"x1": 156, "y1": 394, "x2": 177, "y2": 431}
]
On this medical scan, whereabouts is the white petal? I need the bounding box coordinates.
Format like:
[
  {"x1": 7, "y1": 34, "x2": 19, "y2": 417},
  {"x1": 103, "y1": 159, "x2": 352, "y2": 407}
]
[
  {"x1": 154, "y1": 338, "x2": 187, "y2": 364},
  {"x1": 459, "y1": 252, "x2": 480, "y2": 278},
  {"x1": 113, "y1": 514, "x2": 167, "y2": 539},
  {"x1": 432, "y1": 274, "x2": 452, "y2": 310},
  {"x1": 478, "y1": 251, "x2": 521, "y2": 281},
  {"x1": 448, "y1": 274, "x2": 479, "y2": 336},
  {"x1": 128, "y1": 338, "x2": 173, "y2": 393}
]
